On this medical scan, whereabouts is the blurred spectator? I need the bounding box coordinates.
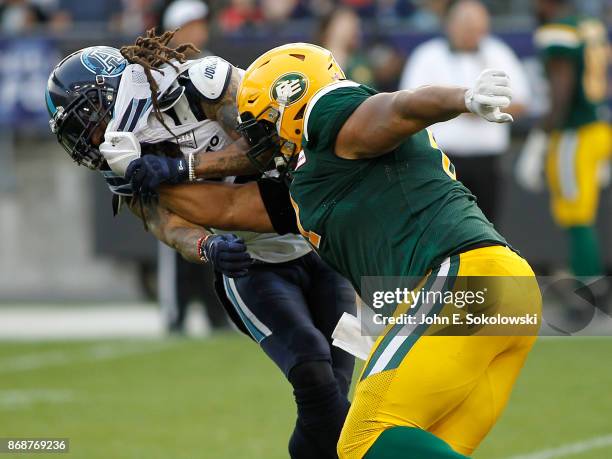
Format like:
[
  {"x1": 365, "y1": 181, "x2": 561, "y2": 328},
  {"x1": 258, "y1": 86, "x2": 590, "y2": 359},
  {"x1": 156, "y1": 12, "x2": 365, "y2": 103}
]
[
  {"x1": 162, "y1": 0, "x2": 209, "y2": 55},
  {"x1": 0, "y1": 0, "x2": 47, "y2": 33},
  {"x1": 376, "y1": 0, "x2": 415, "y2": 23},
  {"x1": 306, "y1": 0, "x2": 337, "y2": 18},
  {"x1": 367, "y1": 40, "x2": 405, "y2": 92},
  {"x1": 409, "y1": 0, "x2": 451, "y2": 30},
  {"x1": 219, "y1": 0, "x2": 263, "y2": 33},
  {"x1": 51, "y1": 0, "x2": 123, "y2": 30},
  {"x1": 400, "y1": 0, "x2": 530, "y2": 222},
  {"x1": 340, "y1": 0, "x2": 376, "y2": 17},
  {"x1": 121, "y1": 0, "x2": 159, "y2": 35},
  {"x1": 317, "y1": 7, "x2": 374, "y2": 86},
  {"x1": 261, "y1": 0, "x2": 300, "y2": 24}
]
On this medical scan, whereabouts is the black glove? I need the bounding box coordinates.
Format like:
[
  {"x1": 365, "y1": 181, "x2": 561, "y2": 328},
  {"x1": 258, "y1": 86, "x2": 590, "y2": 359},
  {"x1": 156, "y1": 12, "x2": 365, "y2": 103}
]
[
  {"x1": 201, "y1": 234, "x2": 253, "y2": 278},
  {"x1": 125, "y1": 155, "x2": 189, "y2": 199}
]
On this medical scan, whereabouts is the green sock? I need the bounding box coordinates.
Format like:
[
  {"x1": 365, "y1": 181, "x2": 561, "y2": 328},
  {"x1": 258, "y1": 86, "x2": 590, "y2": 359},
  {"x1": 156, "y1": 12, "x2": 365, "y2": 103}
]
[
  {"x1": 568, "y1": 226, "x2": 603, "y2": 277},
  {"x1": 364, "y1": 427, "x2": 470, "y2": 459}
]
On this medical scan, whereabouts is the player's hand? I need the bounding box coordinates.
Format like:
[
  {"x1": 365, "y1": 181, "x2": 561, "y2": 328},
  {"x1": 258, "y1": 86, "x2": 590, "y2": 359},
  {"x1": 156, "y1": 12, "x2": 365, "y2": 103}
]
[
  {"x1": 125, "y1": 155, "x2": 189, "y2": 199},
  {"x1": 465, "y1": 69, "x2": 514, "y2": 123},
  {"x1": 515, "y1": 129, "x2": 548, "y2": 192},
  {"x1": 201, "y1": 234, "x2": 253, "y2": 278}
]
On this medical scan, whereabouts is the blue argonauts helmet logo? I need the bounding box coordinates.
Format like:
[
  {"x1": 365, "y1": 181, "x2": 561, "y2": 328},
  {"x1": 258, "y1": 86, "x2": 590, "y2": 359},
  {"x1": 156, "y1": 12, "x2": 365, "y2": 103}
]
[{"x1": 80, "y1": 46, "x2": 127, "y2": 77}]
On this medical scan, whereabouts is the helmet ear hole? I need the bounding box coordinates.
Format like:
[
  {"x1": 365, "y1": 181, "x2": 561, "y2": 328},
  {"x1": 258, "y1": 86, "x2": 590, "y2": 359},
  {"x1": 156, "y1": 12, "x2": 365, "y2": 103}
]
[{"x1": 293, "y1": 104, "x2": 306, "y2": 121}]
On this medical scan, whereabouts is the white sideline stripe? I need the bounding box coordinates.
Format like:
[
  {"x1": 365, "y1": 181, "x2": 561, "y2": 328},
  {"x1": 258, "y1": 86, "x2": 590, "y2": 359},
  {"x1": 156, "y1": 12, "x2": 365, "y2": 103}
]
[
  {"x1": 0, "y1": 341, "x2": 179, "y2": 374},
  {"x1": 0, "y1": 389, "x2": 74, "y2": 408},
  {"x1": 506, "y1": 435, "x2": 612, "y2": 459},
  {"x1": 0, "y1": 304, "x2": 166, "y2": 339}
]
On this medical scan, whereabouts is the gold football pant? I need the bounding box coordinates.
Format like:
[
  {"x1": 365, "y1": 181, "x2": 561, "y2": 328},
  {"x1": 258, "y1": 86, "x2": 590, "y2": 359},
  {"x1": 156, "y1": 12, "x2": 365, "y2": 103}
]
[
  {"x1": 338, "y1": 246, "x2": 541, "y2": 458},
  {"x1": 546, "y1": 122, "x2": 612, "y2": 227}
]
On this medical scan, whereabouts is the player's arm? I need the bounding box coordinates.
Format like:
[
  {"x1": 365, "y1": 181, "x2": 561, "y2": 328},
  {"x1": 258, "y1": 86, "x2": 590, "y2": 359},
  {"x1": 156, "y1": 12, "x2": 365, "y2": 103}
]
[
  {"x1": 193, "y1": 65, "x2": 259, "y2": 178},
  {"x1": 336, "y1": 70, "x2": 513, "y2": 159},
  {"x1": 157, "y1": 181, "x2": 275, "y2": 233},
  {"x1": 129, "y1": 198, "x2": 254, "y2": 277},
  {"x1": 124, "y1": 60, "x2": 272, "y2": 189},
  {"x1": 191, "y1": 137, "x2": 256, "y2": 179},
  {"x1": 156, "y1": 177, "x2": 298, "y2": 235},
  {"x1": 128, "y1": 198, "x2": 209, "y2": 264},
  {"x1": 540, "y1": 57, "x2": 576, "y2": 132},
  {"x1": 190, "y1": 59, "x2": 268, "y2": 178}
]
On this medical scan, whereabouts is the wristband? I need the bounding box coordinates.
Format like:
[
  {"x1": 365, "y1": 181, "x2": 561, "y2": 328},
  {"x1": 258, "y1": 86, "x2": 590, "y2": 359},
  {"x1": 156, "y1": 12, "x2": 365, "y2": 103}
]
[
  {"x1": 188, "y1": 153, "x2": 197, "y2": 182},
  {"x1": 196, "y1": 234, "x2": 212, "y2": 262}
]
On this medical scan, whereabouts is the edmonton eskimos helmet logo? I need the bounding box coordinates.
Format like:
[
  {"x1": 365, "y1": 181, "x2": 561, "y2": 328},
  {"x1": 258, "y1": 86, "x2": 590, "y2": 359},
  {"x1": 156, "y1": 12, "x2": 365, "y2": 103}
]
[
  {"x1": 271, "y1": 73, "x2": 308, "y2": 106},
  {"x1": 80, "y1": 46, "x2": 127, "y2": 77}
]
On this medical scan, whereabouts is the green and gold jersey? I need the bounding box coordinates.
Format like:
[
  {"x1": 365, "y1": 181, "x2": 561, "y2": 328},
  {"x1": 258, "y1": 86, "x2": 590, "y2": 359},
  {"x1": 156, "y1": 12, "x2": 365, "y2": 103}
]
[
  {"x1": 289, "y1": 81, "x2": 507, "y2": 294},
  {"x1": 535, "y1": 15, "x2": 609, "y2": 129}
]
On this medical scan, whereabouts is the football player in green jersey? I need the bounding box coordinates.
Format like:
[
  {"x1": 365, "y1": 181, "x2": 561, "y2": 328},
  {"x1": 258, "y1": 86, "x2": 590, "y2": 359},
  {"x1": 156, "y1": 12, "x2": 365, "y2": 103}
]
[
  {"x1": 516, "y1": 0, "x2": 611, "y2": 279},
  {"x1": 231, "y1": 43, "x2": 541, "y2": 459},
  {"x1": 131, "y1": 43, "x2": 542, "y2": 458}
]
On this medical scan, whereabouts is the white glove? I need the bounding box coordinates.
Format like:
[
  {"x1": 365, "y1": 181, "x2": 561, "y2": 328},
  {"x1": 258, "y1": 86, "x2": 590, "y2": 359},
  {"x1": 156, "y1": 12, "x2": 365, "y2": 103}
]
[
  {"x1": 515, "y1": 129, "x2": 548, "y2": 192},
  {"x1": 99, "y1": 131, "x2": 141, "y2": 177},
  {"x1": 465, "y1": 69, "x2": 514, "y2": 123}
]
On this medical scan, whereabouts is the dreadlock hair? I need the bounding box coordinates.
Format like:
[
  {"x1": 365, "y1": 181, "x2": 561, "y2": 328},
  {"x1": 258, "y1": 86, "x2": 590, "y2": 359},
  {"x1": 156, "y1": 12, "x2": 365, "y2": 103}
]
[{"x1": 120, "y1": 28, "x2": 200, "y2": 137}]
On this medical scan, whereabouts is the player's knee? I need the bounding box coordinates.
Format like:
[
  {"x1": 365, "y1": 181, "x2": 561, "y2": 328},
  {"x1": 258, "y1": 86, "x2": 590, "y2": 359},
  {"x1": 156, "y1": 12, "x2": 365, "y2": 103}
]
[
  {"x1": 285, "y1": 326, "x2": 333, "y2": 385},
  {"x1": 288, "y1": 360, "x2": 336, "y2": 389},
  {"x1": 288, "y1": 325, "x2": 331, "y2": 355}
]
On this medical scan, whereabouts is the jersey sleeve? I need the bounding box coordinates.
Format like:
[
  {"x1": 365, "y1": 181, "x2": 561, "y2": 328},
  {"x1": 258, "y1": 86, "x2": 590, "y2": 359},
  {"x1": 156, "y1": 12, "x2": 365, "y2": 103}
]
[
  {"x1": 257, "y1": 178, "x2": 299, "y2": 235},
  {"x1": 534, "y1": 23, "x2": 582, "y2": 60},
  {"x1": 303, "y1": 81, "x2": 377, "y2": 152}
]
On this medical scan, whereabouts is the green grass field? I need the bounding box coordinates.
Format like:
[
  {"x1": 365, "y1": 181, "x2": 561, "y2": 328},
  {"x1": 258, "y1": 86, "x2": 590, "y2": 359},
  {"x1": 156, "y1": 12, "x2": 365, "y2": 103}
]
[{"x1": 1, "y1": 335, "x2": 612, "y2": 459}]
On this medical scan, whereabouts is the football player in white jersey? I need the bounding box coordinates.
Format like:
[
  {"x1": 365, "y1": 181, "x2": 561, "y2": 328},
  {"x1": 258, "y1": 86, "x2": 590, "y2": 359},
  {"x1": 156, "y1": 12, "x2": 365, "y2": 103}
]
[{"x1": 46, "y1": 30, "x2": 355, "y2": 459}]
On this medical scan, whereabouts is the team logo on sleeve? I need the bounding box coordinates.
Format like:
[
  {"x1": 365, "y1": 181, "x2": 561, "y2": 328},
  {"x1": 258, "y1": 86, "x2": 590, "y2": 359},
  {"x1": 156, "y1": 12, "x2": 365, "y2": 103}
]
[
  {"x1": 271, "y1": 73, "x2": 308, "y2": 106},
  {"x1": 80, "y1": 46, "x2": 127, "y2": 77}
]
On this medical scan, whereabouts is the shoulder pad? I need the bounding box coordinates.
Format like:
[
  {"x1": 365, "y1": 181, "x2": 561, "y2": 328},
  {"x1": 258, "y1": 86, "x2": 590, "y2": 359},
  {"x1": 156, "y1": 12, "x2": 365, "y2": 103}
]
[
  {"x1": 187, "y1": 56, "x2": 232, "y2": 102},
  {"x1": 157, "y1": 84, "x2": 186, "y2": 112}
]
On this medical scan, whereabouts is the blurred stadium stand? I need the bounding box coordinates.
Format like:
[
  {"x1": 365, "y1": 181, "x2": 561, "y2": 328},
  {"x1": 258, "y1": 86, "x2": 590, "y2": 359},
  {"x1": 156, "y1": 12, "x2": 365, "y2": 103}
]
[{"x1": 0, "y1": 0, "x2": 610, "y2": 301}]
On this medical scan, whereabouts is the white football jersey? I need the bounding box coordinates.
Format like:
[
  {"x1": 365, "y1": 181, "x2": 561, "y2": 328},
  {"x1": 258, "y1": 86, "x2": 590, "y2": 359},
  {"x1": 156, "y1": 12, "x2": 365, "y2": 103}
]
[
  {"x1": 108, "y1": 56, "x2": 233, "y2": 154},
  {"x1": 104, "y1": 56, "x2": 311, "y2": 264}
]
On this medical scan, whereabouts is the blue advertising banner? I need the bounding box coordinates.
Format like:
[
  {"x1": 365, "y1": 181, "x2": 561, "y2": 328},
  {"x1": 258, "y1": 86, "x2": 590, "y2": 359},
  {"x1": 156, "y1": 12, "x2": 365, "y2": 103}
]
[{"x1": 0, "y1": 37, "x2": 59, "y2": 129}]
